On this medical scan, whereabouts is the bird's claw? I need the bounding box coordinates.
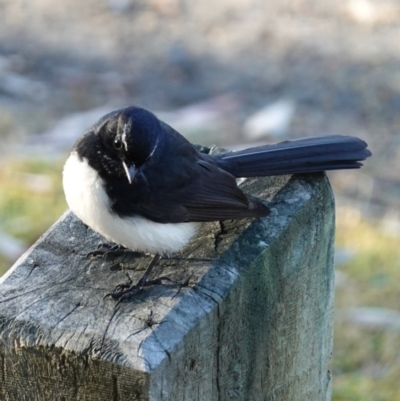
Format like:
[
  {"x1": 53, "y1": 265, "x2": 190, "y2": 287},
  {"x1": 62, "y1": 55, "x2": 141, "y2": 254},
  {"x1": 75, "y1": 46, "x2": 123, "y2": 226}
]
[
  {"x1": 105, "y1": 276, "x2": 174, "y2": 303},
  {"x1": 86, "y1": 244, "x2": 126, "y2": 259}
]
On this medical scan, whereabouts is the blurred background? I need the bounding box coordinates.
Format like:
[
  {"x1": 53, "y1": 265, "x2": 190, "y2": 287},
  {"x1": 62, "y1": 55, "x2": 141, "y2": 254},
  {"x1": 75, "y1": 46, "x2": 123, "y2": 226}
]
[{"x1": 0, "y1": 0, "x2": 399, "y2": 399}]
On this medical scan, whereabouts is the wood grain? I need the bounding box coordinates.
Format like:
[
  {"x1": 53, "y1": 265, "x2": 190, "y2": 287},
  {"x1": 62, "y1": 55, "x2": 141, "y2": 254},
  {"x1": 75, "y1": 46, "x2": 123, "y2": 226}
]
[{"x1": 0, "y1": 167, "x2": 335, "y2": 401}]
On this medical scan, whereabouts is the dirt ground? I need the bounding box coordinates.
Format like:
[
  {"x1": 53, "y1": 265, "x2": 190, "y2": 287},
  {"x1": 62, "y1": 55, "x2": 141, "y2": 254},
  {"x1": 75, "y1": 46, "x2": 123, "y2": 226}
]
[{"x1": 0, "y1": 0, "x2": 399, "y2": 214}]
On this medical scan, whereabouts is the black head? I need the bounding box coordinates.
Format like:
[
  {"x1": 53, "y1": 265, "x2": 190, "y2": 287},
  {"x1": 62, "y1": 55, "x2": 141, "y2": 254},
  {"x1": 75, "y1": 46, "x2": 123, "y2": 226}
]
[{"x1": 75, "y1": 106, "x2": 162, "y2": 183}]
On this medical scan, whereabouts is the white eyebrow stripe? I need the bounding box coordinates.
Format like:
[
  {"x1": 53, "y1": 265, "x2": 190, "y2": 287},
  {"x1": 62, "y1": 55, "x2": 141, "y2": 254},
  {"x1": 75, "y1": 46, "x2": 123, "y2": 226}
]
[
  {"x1": 146, "y1": 136, "x2": 159, "y2": 161},
  {"x1": 121, "y1": 123, "x2": 129, "y2": 151},
  {"x1": 122, "y1": 161, "x2": 132, "y2": 184}
]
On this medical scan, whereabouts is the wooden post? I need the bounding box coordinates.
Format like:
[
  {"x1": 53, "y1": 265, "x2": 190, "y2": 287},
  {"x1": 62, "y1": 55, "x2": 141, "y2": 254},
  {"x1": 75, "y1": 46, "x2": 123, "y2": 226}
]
[{"x1": 0, "y1": 154, "x2": 335, "y2": 400}]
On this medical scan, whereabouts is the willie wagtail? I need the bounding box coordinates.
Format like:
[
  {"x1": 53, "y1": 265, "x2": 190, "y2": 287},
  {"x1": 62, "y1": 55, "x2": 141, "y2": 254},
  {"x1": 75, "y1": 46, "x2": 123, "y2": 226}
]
[{"x1": 63, "y1": 106, "x2": 371, "y2": 299}]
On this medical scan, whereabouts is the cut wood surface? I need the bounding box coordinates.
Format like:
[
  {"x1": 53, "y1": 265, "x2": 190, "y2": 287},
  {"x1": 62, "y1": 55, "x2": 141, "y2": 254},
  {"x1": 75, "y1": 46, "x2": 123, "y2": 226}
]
[{"x1": 0, "y1": 150, "x2": 335, "y2": 400}]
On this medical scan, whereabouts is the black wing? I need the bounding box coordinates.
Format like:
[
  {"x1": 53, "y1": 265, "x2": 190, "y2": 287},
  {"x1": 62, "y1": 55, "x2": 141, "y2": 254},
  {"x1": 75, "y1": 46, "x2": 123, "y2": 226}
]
[{"x1": 135, "y1": 158, "x2": 269, "y2": 223}]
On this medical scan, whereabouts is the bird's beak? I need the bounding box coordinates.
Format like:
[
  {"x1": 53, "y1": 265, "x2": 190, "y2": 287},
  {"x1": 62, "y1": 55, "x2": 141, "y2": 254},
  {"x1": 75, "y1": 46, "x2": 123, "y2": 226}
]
[{"x1": 122, "y1": 161, "x2": 136, "y2": 184}]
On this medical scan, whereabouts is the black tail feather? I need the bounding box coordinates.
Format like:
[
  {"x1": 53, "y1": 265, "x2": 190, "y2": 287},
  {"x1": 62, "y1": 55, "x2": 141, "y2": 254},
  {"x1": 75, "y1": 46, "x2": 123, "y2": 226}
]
[{"x1": 217, "y1": 135, "x2": 371, "y2": 178}]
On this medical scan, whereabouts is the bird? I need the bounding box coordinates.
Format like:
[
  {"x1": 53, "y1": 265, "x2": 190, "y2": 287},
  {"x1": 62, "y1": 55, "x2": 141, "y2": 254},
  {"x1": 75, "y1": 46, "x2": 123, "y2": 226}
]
[{"x1": 63, "y1": 105, "x2": 371, "y2": 300}]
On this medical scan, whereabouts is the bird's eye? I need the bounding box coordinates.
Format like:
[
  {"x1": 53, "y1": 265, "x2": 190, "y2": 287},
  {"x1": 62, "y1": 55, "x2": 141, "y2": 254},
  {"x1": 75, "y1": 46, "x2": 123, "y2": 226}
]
[{"x1": 113, "y1": 137, "x2": 122, "y2": 150}]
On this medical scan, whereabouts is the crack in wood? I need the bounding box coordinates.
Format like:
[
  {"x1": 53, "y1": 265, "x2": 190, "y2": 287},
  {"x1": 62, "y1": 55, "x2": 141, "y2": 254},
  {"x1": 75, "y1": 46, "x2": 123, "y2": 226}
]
[
  {"x1": 214, "y1": 221, "x2": 228, "y2": 253},
  {"x1": 112, "y1": 375, "x2": 120, "y2": 401},
  {"x1": 51, "y1": 302, "x2": 82, "y2": 331}
]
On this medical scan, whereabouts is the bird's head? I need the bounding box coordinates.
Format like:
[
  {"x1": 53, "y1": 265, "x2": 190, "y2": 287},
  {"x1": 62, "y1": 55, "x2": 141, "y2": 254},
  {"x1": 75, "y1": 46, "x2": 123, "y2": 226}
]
[{"x1": 76, "y1": 106, "x2": 161, "y2": 183}]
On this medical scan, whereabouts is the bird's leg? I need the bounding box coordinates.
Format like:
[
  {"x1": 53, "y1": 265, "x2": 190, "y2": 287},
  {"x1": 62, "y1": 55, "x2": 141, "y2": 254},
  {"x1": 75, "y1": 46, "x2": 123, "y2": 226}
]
[
  {"x1": 136, "y1": 254, "x2": 161, "y2": 286},
  {"x1": 106, "y1": 254, "x2": 173, "y2": 302}
]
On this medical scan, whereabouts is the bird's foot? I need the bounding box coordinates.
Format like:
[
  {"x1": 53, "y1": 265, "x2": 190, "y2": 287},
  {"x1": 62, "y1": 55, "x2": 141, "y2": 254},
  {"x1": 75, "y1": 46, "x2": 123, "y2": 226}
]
[
  {"x1": 105, "y1": 274, "x2": 174, "y2": 303},
  {"x1": 87, "y1": 244, "x2": 141, "y2": 262},
  {"x1": 86, "y1": 243, "x2": 124, "y2": 259}
]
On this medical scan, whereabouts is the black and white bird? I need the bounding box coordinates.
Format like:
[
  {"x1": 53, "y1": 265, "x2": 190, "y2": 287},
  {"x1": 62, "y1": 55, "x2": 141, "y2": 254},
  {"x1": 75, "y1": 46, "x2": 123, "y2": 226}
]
[{"x1": 63, "y1": 106, "x2": 371, "y2": 298}]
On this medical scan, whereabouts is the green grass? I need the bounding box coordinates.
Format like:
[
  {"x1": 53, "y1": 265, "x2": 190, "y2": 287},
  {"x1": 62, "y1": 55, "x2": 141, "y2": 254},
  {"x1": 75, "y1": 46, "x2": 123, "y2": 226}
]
[
  {"x1": 333, "y1": 209, "x2": 400, "y2": 401},
  {"x1": 0, "y1": 156, "x2": 67, "y2": 275},
  {"x1": 0, "y1": 158, "x2": 399, "y2": 399}
]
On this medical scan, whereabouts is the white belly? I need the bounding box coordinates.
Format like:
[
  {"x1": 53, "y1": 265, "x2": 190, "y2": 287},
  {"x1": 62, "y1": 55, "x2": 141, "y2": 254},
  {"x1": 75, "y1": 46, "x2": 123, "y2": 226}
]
[{"x1": 62, "y1": 153, "x2": 200, "y2": 255}]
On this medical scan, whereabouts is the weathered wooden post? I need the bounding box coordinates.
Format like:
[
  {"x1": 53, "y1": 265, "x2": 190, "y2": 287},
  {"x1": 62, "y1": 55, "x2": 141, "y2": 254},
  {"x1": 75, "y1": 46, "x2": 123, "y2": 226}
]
[{"x1": 0, "y1": 147, "x2": 335, "y2": 400}]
